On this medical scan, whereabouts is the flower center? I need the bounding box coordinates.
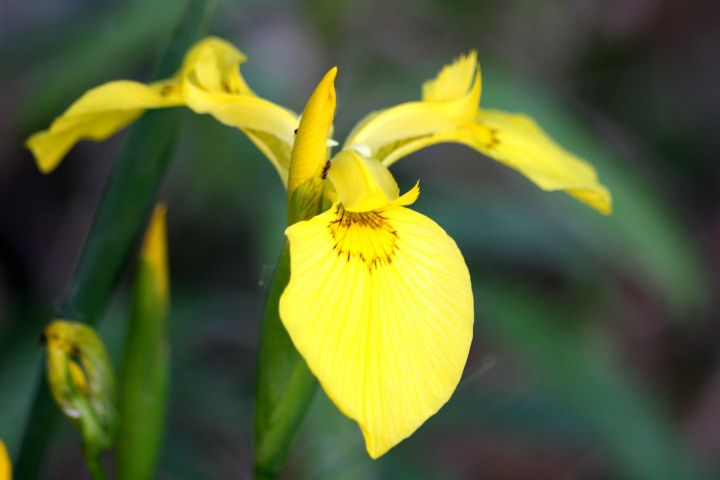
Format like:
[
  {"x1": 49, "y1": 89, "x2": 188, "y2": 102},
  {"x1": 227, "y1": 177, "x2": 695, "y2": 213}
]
[{"x1": 328, "y1": 204, "x2": 397, "y2": 269}]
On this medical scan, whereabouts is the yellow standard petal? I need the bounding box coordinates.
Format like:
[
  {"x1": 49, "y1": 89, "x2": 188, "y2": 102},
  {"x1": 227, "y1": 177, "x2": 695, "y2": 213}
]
[
  {"x1": 287, "y1": 67, "x2": 337, "y2": 195},
  {"x1": 0, "y1": 440, "x2": 10, "y2": 480},
  {"x1": 279, "y1": 190, "x2": 474, "y2": 458},
  {"x1": 26, "y1": 80, "x2": 182, "y2": 173}
]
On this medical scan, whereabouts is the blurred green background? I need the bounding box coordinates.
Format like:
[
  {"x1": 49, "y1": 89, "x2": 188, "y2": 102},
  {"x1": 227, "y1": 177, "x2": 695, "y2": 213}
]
[{"x1": 1, "y1": 0, "x2": 719, "y2": 478}]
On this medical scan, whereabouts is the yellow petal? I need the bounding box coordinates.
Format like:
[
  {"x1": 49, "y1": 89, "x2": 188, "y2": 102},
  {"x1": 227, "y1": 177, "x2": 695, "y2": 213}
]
[
  {"x1": 327, "y1": 150, "x2": 399, "y2": 211},
  {"x1": 343, "y1": 52, "x2": 480, "y2": 160},
  {"x1": 0, "y1": 440, "x2": 11, "y2": 480},
  {"x1": 178, "y1": 37, "x2": 253, "y2": 95},
  {"x1": 288, "y1": 67, "x2": 337, "y2": 195},
  {"x1": 422, "y1": 50, "x2": 480, "y2": 102},
  {"x1": 371, "y1": 109, "x2": 612, "y2": 214},
  {"x1": 26, "y1": 80, "x2": 182, "y2": 173},
  {"x1": 180, "y1": 38, "x2": 299, "y2": 184},
  {"x1": 469, "y1": 109, "x2": 612, "y2": 213},
  {"x1": 280, "y1": 200, "x2": 474, "y2": 458}
]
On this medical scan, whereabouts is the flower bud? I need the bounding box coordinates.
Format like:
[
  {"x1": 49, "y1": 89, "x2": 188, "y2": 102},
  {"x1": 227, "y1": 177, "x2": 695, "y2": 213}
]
[{"x1": 43, "y1": 320, "x2": 117, "y2": 455}]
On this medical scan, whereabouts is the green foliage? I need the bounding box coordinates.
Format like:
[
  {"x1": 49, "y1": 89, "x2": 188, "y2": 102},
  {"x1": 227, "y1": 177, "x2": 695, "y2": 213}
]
[{"x1": 12, "y1": 1, "x2": 214, "y2": 478}]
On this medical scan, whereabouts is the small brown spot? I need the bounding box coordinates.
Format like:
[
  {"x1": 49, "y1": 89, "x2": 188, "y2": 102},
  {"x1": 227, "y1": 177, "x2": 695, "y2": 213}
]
[{"x1": 159, "y1": 84, "x2": 174, "y2": 97}]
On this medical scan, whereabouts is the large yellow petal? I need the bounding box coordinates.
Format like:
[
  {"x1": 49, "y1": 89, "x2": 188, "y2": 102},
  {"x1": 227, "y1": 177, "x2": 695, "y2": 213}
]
[
  {"x1": 280, "y1": 197, "x2": 474, "y2": 458},
  {"x1": 26, "y1": 80, "x2": 182, "y2": 173},
  {"x1": 343, "y1": 51, "x2": 480, "y2": 160}
]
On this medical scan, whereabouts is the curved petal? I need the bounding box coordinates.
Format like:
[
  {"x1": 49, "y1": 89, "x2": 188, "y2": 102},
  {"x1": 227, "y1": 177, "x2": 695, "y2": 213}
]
[
  {"x1": 280, "y1": 198, "x2": 473, "y2": 458},
  {"x1": 343, "y1": 52, "x2": 480, "y2": 160},
  {"x1": 288, "y1": 67, "x2": 337, "y2": 195},
  {"x1": 178, "y1": 37, "x2": 253, "y2": 95},
  {"x1": 377, "y1": 109, "x2": 612, "y2": 214},
  {"x1": 180, "y1": 39, "x2": 299, "y2": 184},
  {"x1": 26, "y1": 80, "x2": 182, "y2": 173},
  {"x1": 327, "y1": 150, "x2": 400, "y2": 211},
  {"x1": 26, "y1": 36, "x2": 299, "y2": 181}
]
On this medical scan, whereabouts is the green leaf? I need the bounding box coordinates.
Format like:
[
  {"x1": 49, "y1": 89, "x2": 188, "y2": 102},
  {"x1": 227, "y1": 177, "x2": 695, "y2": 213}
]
[
  {"x1": 116, "y1": 250, "x2": 170, "y2": 480},
  {"x1": 13, "y1": 2, "x2": 215, "y2": 477},
  {"x1": 254, "y1": 244, "x2": 318, "y2": 479}
]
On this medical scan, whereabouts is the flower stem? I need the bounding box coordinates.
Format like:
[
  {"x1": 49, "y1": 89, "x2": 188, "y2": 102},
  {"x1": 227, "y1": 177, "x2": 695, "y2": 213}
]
[{"x1": 253, "y1": 244, "x2": 318, "y2": 479}]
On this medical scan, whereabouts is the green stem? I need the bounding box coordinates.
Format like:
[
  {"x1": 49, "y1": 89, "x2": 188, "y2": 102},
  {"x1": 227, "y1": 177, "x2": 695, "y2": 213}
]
[{"x1": 253, "y1": 244, "x2": 318, "y2": 479}]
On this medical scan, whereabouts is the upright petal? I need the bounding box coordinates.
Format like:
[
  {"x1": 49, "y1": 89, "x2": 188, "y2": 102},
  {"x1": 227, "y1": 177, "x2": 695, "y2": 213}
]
[
  {"x1": 343, "y1": 52, "x2": 480, "y2": 160},
  {"x1": 288, "y1": 67, "x2": 337, "y2": 195},
  {"x1": 26, "y1": 80, "x2": 182, "y2": 173},
  {"x1": 280, "y1": 196, "x2": 473, "y2": 458}
]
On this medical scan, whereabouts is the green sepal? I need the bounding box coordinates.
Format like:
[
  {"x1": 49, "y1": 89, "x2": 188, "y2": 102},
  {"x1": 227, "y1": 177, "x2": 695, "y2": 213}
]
[{"x1": 287, "y1": 176, "x2": 325, "y2": 226}]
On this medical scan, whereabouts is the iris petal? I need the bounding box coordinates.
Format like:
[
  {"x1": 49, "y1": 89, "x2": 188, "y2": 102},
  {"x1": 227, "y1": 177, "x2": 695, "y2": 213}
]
[
  {"x1": 26, "y1": 80, "x2": 182, "y2": 173},
  {"x1": 280, "y1": 197, "x2": 473, "y2": 458},
  {"x1": 26, "y1": 37, "x2": 299, "y2": 180}
]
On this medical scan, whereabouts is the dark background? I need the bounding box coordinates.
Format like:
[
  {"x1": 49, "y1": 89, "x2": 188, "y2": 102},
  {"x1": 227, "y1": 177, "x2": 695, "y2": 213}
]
[{"x1": 1, "y1": 0, "x2": 719, "y2": 478}]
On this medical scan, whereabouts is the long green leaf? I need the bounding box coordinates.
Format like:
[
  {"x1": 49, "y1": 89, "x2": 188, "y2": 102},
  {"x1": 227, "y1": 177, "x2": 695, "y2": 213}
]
[
  {"x1": 117, "y1": 208, "x2": 171, "y2": 480},
  {"x1": 13, "y1": 2, "x2": 214, "y2": 477}
]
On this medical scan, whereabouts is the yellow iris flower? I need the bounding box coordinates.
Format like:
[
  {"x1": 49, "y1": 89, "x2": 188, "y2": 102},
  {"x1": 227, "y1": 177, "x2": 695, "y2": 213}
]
[{"x1": 27, "y1": 37, "x2": 612, "y2": 458}]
